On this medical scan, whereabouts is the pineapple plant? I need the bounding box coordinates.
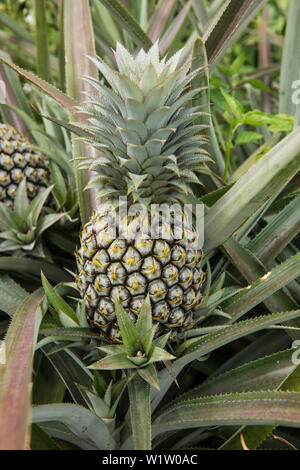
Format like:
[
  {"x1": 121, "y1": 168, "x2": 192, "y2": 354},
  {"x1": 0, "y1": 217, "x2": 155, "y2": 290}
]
[
  {"x1": 0, "y1": 0, "x2": 300, "y2": 453},
  {"x1": 75, "y1": 42, "x2": 209, "y2": 343},
  {"x1": 0, "y1": 123, "x2": 49, "y2": 208}
]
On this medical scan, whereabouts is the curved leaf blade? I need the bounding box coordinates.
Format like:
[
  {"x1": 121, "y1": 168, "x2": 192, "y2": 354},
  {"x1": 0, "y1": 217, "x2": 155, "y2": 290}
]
[
  {"x1": 204, "y1": 127, "x2": 300, "y2": 252},
  {"x1": 153, "y1": 391, "x2": 300, "y2": 435},
  {"x1": 0, "y1": 289, "x2": 44, "y2": 450},
  {"x1": 98, "y1": 0, "x2": 152, "y2": 50},
  {"x1": 32, "y1": 403, "x2": 115, "y2": 450}
]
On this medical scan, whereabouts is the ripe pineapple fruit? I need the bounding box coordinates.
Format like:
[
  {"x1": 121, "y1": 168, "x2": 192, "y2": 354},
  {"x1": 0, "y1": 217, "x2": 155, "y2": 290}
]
[
  {"x1": 0, "y1": 123, "x2": 49, "y2": 207},
  {"x1": 76, "y1": 43, "x2": 209, "y2": 343}
]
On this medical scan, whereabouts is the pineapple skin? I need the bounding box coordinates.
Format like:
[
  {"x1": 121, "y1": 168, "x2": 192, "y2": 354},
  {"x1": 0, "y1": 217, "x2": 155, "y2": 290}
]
[
  {"x1": 0, "y1": 124, "x2": 49, "y2": 207},
  {"x1": 76, "y1": 211, "x2": 206, "y2": 342}
]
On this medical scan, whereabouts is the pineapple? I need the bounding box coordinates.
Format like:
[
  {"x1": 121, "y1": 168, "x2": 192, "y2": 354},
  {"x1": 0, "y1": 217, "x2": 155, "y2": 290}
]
[
  {"x1": 76, "y1": 43, "x2": 209, "y2": 343},
  {"x1": 0, "y1": 123, "x2": 49, "y2": 208}
]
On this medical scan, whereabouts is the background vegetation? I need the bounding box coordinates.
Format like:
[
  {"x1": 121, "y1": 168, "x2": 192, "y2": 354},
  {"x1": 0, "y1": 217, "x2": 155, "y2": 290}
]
[{"x1": 0, "y1": 0, "x2": 299, "y2": 450}]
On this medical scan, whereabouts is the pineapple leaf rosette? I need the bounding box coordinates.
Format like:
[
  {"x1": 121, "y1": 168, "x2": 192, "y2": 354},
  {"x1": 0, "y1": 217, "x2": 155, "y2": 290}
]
[
  {"x1": 74, "y1": 43, "x2": 209, "y2": 344},
  {"x1": 88, "y1": 295, "x2": 176, "y2": 390}
]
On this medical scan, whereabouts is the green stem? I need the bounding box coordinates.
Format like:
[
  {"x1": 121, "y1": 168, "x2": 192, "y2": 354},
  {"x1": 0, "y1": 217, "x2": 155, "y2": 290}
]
[{"x1": 128, "y1": 373, "x2": 151, "y2": 450}]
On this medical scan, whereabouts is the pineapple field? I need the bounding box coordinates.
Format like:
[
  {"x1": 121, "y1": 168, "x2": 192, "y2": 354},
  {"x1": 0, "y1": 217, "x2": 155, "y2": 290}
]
[{"x1": 0, "y1": 0, "x2": 299, "y2": 452}]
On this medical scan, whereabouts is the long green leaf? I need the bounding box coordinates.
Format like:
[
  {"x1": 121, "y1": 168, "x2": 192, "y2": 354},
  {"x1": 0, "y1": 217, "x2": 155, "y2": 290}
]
[
  {"x1": 0, "y1": 11, "x2": 34, "y2": 44},
  {"x1": 279, "y1": 0, "x2": 300, "y2": 115},
  {"x1": 151, "y1": 310, "x2": 300, "y2": 412},
  {"x1": 34, "y1": 0, "x2": 51, "y2": 82},
  {"x1": 0, "y1": 257, "x2": 71, "y2": 283},
  {"x1": 0, "y1": 274, "x2": 28, "y2": 317},
  {"x1": 32, "y1": 354, "x2": 65, "y2": 406},
  {"x1": 42, "y1": 346, "x2": 92, "y2": 407},
  {"x1": 0, "y1": 289, "x2": 44, "y2": 450},
  {"x1": 64, "y1": 0, "x2": 99, "y2": 224},
  {"x1": 98, "y1": 0, "x2": 152, "y2": 50},
  {"x1": 223, "y1": 253, "x2": 300, "y2": 321},
  {"x1": 41, "y1": 273, "x2": 78, "y2": 325},
  {"x1": 204, "y1": 127, "x2": 300, "y2": 252},
  {"x1": 114, "y1": 299, "x2": 139, "y2": 352},
  {"x1": 30, "y1": 424, "x2": 61, "y2": 450},
  {"x1": 39, "y1": 327, "x2": 100, "y2": 340},
  {"x1": 159, "y1": 0, "x2": 193, "y2": 55},
  {"x1": 191, "y1": 37, "x2": 224, "y2": 176},
  {"x1": 204, "y1": 0, "x2": 268, "y2": 64},
  {"x1": 179, "y1": 310, "x2": 300, "y2": 359},
  {"x1": 147, "y1": 0, "x2": 175, "y2": 42},
  {"x1": 153, "y1": 391, "x2": 300, "y2": 435},
  {"x1": 170, "y1": 349, "x2": 297, "y2": 400},
  {"x1": 32, "y1": 403, "x2": 115, "y2": 450},
  {"x1": 0, "y1": 57, "x2": 83, "y2": 119},
  {"x1": 247, "y1": 194, "x2": 300, "y2": 264},
  {"x1": 0, "y1": 102, "x2": 49, "y2": 147},
  {"x1": 223, "y1": 237, "x2": 298, "y2": 315},
  {"x1": 221, "y1": 338, "x2": 300, "y2": 450},
  {"x1": 0, "y1": 58, "x2": 32, "y2": 136}
]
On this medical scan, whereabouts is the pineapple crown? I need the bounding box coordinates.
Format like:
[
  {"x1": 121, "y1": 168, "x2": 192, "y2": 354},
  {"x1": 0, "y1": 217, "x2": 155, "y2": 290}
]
[{"x1": 78, "y1": 42, "x2": 211, "y2": 206}]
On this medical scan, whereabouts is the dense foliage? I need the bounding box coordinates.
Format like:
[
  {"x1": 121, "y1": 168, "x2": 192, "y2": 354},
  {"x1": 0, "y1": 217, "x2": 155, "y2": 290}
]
[{"x1": 0, "y1": 0, "x2": 299, "y2": 451}]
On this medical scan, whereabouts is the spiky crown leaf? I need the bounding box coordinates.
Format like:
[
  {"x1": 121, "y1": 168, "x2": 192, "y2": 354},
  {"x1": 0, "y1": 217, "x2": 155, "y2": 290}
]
[
  {"x1": 0, "y1": 179, "x2": 64, "y2": 254},
  {"x1": 79, "y1": 42, "x2": 211, "y2": 206}
]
